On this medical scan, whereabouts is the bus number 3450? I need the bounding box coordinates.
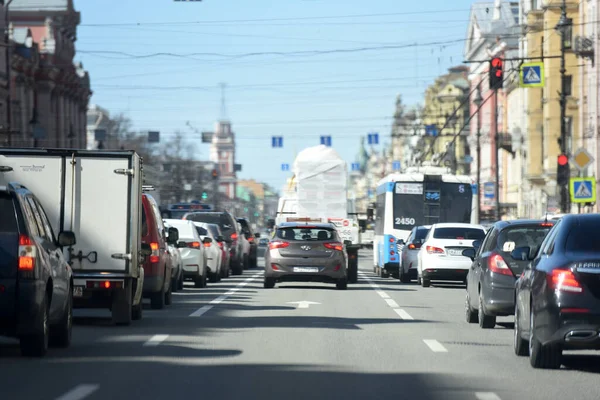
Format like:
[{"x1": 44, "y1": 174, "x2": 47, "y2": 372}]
[{"x1": 395, "y1": 217, "x2": 415, "y2": 226}]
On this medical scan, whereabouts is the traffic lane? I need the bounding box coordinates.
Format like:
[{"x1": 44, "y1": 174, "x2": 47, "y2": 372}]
[{"x1": 362, "y1": 270, "x2": 600, "y2": 400}]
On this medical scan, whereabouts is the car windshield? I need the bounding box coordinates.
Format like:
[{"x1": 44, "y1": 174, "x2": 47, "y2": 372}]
[
  {"x1": 276, "y1": 227, "x2": 337, "y2": 241},
  {"x1": 565, "y1": 220, "x2": 600, "y2": 253},
  {"x1": 496, "y1": 225, "x2": 552, "y2": 253},
  {"x1": 433, "y1": 227, "x2": 485, "y2": 240}
]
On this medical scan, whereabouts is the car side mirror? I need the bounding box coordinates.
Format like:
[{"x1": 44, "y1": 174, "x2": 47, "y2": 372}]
[
  {"x1": 472, "y1": 240, "x2": 482, "y2": 250},
  {"x1": 57, "y1": 231, "x2": 76, "y2": 247},
  {"x1": 343, "y1": 240, "x2": 352, "y2": 246},
  {"x1": 216, "y1": 235, "x2": 224, "y2": 242},
  {"x1": 397, "y1": 239, "x2": 405, "y2": 246},
  {"x1": 203, "y1": 237, "x2": 213, "y2": 244},
  {"x1": 140, "y1": 243, "x2": 152, "y2": 256},
  {"x1": 167, "y1": 227, "x2": 179, "y2": 244},
  {"x1": 255, "y1": 232, "x2": 261, "y2": 238},
  {"x1": 511, "y1": 246, "x2": 532, "y2": 261},
  {"x1": 462, "y1": 248, "x2": 476, "y2": 261}
]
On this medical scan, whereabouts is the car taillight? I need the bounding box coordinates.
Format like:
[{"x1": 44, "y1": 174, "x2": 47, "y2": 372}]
[
  {"x1": 18, "y1": 234, "x2": 36, "y2": 276},
  {"x1": 334, "y1": 264, "x2": 341, "y2": 271},
  {"x1": 86, "y1": 280, "x2": 124, "y2": 289},
  {"x1": 188, "y1": 241, "x2": 201, "y2": 248},
  {"x1": 408, "y1": 243, "x2": 416, "y2": 250},
  {"x1": 247, "y1": 236, "x2": 254, "y2": 242},
  {"x1": 269, "y1": 241, "x2": 290, "y2": 250},
  {"x1": 540, "y1": 222, "x2": 553, "y2": 227},
  {"x1": 231, "y1": 233, "x2": 238, "y2": 240},
  {"x1": 324, "y1": 242, "x2": 343, "y2": 251},
  {"x1": 271, "y1": 264, "x2": 280, "y2": 271},
  {"x1": 204, "y1": 241, "x2": 211, "y2": 248},
  {"x1": 218, "y1": 242, "x2": 224, "y2": 248},
  {"x1": 548, "y1": 269, "x2": 583, "y2": 293},
  {"x1": 488, "y1": 253, "x2": 513, "y2": 276},
  {"x1": 150, "y1": 242, "x2": 160, "y2": 263},
  {"x1": 426, "y1": 245, "x2": 444, "y2": 255}
]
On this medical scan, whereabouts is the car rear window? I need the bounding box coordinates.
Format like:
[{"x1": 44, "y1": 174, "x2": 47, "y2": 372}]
[
  {"x1": 433, "y1": 227, "x2": 485, "y2": 240},
  {"x1": 0, "y1": 194, "x2": 18, "y2": 233},
  {"x1": 496, "y1": 225, "x2": 552, "y2": 253},
  {"x1": 186, "y1": 213, "x2": 236, "y2": 236},
  {"x1": 141, "y1": 204, "x2": 149, "y2": 236},
  {"x1": 414, "y1": 228, "x2": 430, "y2": 241},
  {"x1": 565, "y1": 220, "x2": 600, "y2": 253},
  {"x1": 238, "y1": 220, "x2": 251, "y2": 234},
  {"x1": 276, "y1": 227, "x2": 338, "y2": 241}
]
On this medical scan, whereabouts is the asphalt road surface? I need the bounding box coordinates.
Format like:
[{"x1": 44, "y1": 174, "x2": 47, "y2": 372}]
[{"x1": 2, "y1": 249, "x2": 600, "y2": 400}]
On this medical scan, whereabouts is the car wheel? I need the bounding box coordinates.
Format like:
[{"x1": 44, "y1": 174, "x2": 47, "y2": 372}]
[
  {"x1": 514, "y1": 302, "x2": 528, "y2": 356},
  {"x1": 21, "y1": 294, "x2": 49, "y2": 357},
  {"x1": 132, "y1": 300, "x2": 143, "y2": 321},
  {"x1": 50, "y1": 289, "x2": 73, "y2": 348},
  {"x1": 400, "y1": 268, "x2": 411, "y2": 283},
  {"x1": 529, "y1": 309, "x2": 562, "y2": 369},
  {"x1": 421, "y1": 277, "x2": 430, "y2": 287},
  {"x1": 164, "y1": 278, "x2": 173, "y2": 306},
  {"x1": 417, "y1": 276, "x2": 422, "y2": 285},
  {"x1": 336, "y1": 278, "x2": 348, "y2": 290},
  {"x1": 264, "y1": 277, "x2": 275, "y2": 289},
  {"x1": 478, "y1": 292, "x2": 496, "y2": 329},
  {"x1": 210, "y1": 271, "x2": 219, "y2": 283},
  {"x1": 178, "y1": 272, "x2": 184, "y2": 290},
  {"x1": 151, "y1": 288, "x2": 165, "y2": 309},
  {"x1": 464, "y1": 291, "x2": 478, "y2": 323}
]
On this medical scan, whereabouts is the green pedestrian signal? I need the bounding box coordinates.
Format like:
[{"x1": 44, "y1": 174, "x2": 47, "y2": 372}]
[
  {"x1": 254, "y1": 212, "x2": 259, "y2": 217},
  {"x1": 201, "y1": 192, "x2": 208, "y2": 200}
]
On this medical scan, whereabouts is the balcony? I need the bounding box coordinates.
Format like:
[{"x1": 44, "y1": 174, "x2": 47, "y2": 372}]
[{"x1": 574, "y1": 35, "x2": 594, "y2": 59}]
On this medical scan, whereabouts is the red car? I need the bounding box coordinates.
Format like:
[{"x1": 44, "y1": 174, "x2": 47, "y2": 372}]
[{"x1": 142, "y1": 194, "x2": 174, "y2": 309}]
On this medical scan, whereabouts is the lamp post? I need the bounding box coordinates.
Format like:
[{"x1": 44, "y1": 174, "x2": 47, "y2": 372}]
[
  {"x1": 4, "y1": 0, "x2": 13, "y2": 146},
  {"x1": 473, "y1": 84, "x2": 483, "y2": 224},
  {"x1": 555, "y1": 0, "x2": 571, "y2": 214}
]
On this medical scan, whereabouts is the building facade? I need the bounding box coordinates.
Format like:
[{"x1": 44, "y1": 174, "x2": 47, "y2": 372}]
[
  {"x1": 86, "y1": 104, "x2": 121, "y2": 150},
  {"x1": 209, "y1": 120, "x2": 237, "y2": 199}
]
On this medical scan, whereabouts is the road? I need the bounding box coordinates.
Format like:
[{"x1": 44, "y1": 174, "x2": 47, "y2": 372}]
[{"x1": 1, "y1": 249, "x2": 599, "y2": 400}]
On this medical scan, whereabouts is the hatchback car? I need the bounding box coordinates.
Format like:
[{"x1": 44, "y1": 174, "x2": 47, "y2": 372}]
[
  {"x1": 514, "y1": 214, "x2": 600, "y2": 369},
  {"x1": 0, "y1": 183, "x2": 76, "y2": 357},
  {"x1": 399, "y1": 225, "x2": 431, "y2": 283},
  {"x1": 463, "y1": 219, "x2": 554, "y2": 328},
  {"x1": 417, "y1": 223, "x2": 486, "y2": 287},
  {"x1": 163, "y1": 219, "x2": 207, "y2": 288},
  {"x1": 264, "y1": 223, "x2": 348, "y2": 290},
  {"x1": 193, "y1": 222, "x2": 222, "y2": 283}
]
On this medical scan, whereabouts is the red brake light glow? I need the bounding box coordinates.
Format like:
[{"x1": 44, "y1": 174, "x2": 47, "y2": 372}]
[
  {"x1": 18, "y1": 234, "x2": 36, "y2": 272},
  {"x1": 203, "y1": 241, "x2": 211, "y2": 248},
  {"x1": 19, "y1": 234, "x2": 32, "y2": 246},
  {"x1": 231, "y1": 233, "x2": 238, "y2": 240},
  {"x1": 104, "y1": 281, "x2": 111, "y2": 289},
  {"x1": 324, "y1": 242, "x2": 344, "y2": 251},
  {"x1": 540, "y1": 222, "x2": 553, "y2": 227},
  {"x1": 269, "y1": 241, "x2": 290, "y2": 250},
  {"x1": 548, "y1": 269, "x2": 583, "y2": 293},
  {"x1": 150, "y1": 242, "x2": 160, "y2": 263},
  {"x1": 189, "y1": 241, "x2": 201, "y2": 248},
  {"x1": 426, "y1": 246, "x2": 444, "y2": 255},
  {"x1": 247, "y1": 237, "x2": 254, "y2": 242},
  {"x1": 488, "y1": 253, "x2": 513, "y2": 276}
]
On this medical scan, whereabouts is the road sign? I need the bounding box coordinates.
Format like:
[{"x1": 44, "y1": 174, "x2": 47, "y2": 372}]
[
  {"x1": 281, "y1": 163, "x2": 290, "y2": 172},
  {"x1": 520, "y1": 62, "x2": 545, "y2": 88},
  {"x1": 572, "y1": 148, "x2": 594, "y2": 172},
  {"x1": 367, "y1": 132, "x2": 379, "y2": 145},
  {"x1": 271, "y1": 136, "x2": 283, "y2": 148},
  {"x1": 320, "y1": 136, "x2": 332, "y2": 147},
  {"x1": 351, "y1": 162, "x2": 360, "y2": 171},
  {"x1": 570, "y1": 177, "x2": 596, "y2": 203},
  {"x1": 484, "y1": 182, "x2": 495, "y2": 199},
  {"x1": 392, "y1": 161, "x2": 401, "y2": 171},
  {"x1": 425, "y1": 125, "x2": 438, "y2": 137}
]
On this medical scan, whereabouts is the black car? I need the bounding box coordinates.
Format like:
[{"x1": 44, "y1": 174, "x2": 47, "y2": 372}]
[
  {"x1": 183, "y1": 211, "x2": 244, "y2": 275},
  {"x1": 513, "y1": 214, "x2": 600, "y2": 369},
  {"x1": 463, "y1": 220, "x2": 554, "y2": 329},
  {"x1": 237, "y1": 218, "x2": 260, "y2": 268},
  {"x1": 0, "y1": 183, "x2": 76, "y2": 357}
]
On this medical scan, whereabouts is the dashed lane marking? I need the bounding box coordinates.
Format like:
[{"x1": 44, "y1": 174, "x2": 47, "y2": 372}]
[
  {"x1": 385, "y1": 299, "x2": 400, "y2": 308},
  {"x1": 189, "y1": 273, "x2": 261, "y2": 317},
  {"x1": 376, "y1": 290, "x2": 390, "y2": 299},
  {"x1": 423, "y1": 339, "x2": 448, "y2": 353},
  {"x1": 394, "y1": 309, "x2": 414, "y2": 320},
  {"x1": 143, "y1": 334, "x2": 169, "y2": 347},
  {"x1": 475, "y1": 393, "x2": 502, "y2": 400},
  {"x1": 54, "y1": 384, "x2": 100, "y2": 400}
]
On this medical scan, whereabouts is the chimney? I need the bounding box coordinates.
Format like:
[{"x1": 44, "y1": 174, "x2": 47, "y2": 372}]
[{"x1": 493, "y1": 0, "x2": 502, "y2": 20}]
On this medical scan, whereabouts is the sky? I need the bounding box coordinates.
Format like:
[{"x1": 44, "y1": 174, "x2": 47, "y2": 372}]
[{"x1": 74, "y1": 0, "x2": 477, "y2": 193}]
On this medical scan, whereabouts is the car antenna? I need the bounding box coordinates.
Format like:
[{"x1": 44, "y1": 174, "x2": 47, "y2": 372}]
[{"x1": 544, "y1": 212, "x2": 549, "y2": 224}]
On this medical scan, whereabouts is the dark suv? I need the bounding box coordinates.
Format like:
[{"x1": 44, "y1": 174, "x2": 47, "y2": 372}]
[
  {"x1": 0, "y1": 183, "x2": 76, "y2": 357},
  {"x1": 183, "y1": 211, "x2": 244, "y2": 275},
  {"x1": 237, "y1": 218, "x2": 260, "y2": 268}
]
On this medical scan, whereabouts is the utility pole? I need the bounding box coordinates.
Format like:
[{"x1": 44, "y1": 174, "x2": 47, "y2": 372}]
[
  {"x1": 494, "y1": 87, "x2": 500, "y2": 221},
  {"x1": 3, "y1": 0, "x2": 12, "y2": 146},
  {"x1": 557, "y1": 0, "x2": 570, "y2": 213},
  {"x1": 473, "y1": 84, "x2": 483, "y2": 223}
]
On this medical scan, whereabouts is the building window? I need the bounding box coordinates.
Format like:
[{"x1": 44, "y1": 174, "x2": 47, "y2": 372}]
[
  {"x1": 563, "y1": 19, "x2": 573, "y2": 49},
  {"x1": 531, "y1": 0, "x2": 538, "y2": 10},
  {"x1": 563, "y1": 75, "x2": 572, "y2": 97}
]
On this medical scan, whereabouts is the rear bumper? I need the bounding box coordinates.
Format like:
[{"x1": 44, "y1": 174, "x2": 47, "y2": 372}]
[
  {"x1": 422, "y1": 268, "x2": 468, "y2": 282},
  {"x1": 273, "y1": 273, "x2": 346, "y2": 284},
  {"x1": 481, "y1": 276, "x2": 516, "y2": 316},
  {"x1": 265, "y1": 262, "x2": 346, "y2": 281},
  {"x1": 547, "y1": 318, "x2": 600, "y2": 350},
  {"x1": 383, "y1": 262, "x2": 399, "y2": 274}
]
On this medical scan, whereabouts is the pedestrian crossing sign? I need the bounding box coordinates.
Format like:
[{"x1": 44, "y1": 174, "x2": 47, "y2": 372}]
[
  {"x1": 520, "y1": 62, "x2": 545, "y2": 88},
  {"x1": 570, "y1": 177, "x2": 596, "y2": 203}
]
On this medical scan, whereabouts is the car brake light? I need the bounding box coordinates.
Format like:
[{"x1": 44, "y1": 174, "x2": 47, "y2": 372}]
[
  {"x1": 218, "y1": 241, "x2": 224, "y2": 248},
  {"x1": 488, "y1": 253, "x2": 513, "y2": 276},
  {"x1": 150, "y1": 242, "x2": 160, "y2": 263},
  {"x1": 188, "y1": 241, "x2": 201, "y2": 248},
  {"x1": 561, "y1": 308, "x2": 589, "y2": 313},
  {"x1": 334, "y1": 264, "x2": 341, "y2": 271},
  {"x1": 540, "y1": 222, "x2": 553, "y2": 227},
  {"x1": 548, "y1": 269, "x2": 583, "y2": 293},
  {"x1": 324, "y1": 242, "x2": 343, "y2": 251},
  {"x1": 271, "y1": 264, "x2": 280, "y2": 271},
  {"x1": 18, "y1": 234, "x2": 36, "y2": 273},
  {"x1": 204, "y1": 241, "x2": 211, "y2": 248},
  {"x1": 426, "y1": 245, "x2": 444, "y2": 255},
  {"x1": 247, "y1": 237, "x2": 254, "y2": 242},
  {"x1": 269, "y1": 241, "x2": 290, "y2": 250},
  {"x1": 408, "y1": 243, "x2": 416, "y2": 250},
  {"x1": 231, "y1": 233, "x2": 238, "y2": 240}
]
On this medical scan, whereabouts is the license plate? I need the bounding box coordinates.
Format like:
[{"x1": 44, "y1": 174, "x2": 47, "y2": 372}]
[
  {"x1": 73, "y1": 286, "x2": 84, "y2": 297},
  {"x1": 447, "y1": 249, "x2": 464, "y2": 256},
  {"x1": 293, "y1": 267, "x2": 319, "y2": 273}
]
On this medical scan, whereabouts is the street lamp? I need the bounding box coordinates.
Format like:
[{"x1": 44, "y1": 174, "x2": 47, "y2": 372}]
[{"x1": 472, "y1": 85, "x2": 483, "y2": 223}]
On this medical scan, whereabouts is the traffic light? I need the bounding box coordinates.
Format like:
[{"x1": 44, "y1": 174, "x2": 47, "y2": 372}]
[
  {"x1": 557, "y1": 154, "x2": 570, "y2": 186},
  {"x1": 489, "y1": 57, "x2": 504, "y2": 89},
  {"x1": 211, "y1": 169, "x2": 218, "y2": 180},
  {"x1": 201, "y1": 192, "x2": 208, "y2": 200}
]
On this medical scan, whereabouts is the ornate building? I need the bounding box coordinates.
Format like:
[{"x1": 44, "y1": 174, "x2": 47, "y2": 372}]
[{"x1": 209, "y1": 120, "x2": 237, "y2": 199}]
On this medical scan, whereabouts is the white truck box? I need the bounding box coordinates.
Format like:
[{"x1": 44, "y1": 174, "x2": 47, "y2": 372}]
[{"x1": 0, "y1": 149, "x2": 145, "y2": 325}]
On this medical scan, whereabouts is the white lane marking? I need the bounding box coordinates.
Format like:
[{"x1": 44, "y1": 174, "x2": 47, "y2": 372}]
[
  {"x1": 423, "y1": 339, "x2": 448, "y2": 353},
  {"x1": 143, "y1": 334, "x2": 169, "y2": 347},
  {"x1": 475, "y1": 393, "x2": 502, "y2": 400},
  {"x1": 394, "y1": 309, "x2": 414, "y2": 320},
  {"x1": 189, "y1": 273, "x2": 261, "y2": 317},
  {"x1": 189, "y1": 305, "x2": 213, "y2": 317},
  {"x1": 54, "y1": 384, "x2": 100, "y2": 400},
  {"x1": 287, "y1": 301, "x2": 321, "y2": 309},
  {"x1": 385, "y1": 299, "x2": 400, "y2": 308},
  {"x1": 376, "y1": 290, "x2": 390, "y2": 299}
]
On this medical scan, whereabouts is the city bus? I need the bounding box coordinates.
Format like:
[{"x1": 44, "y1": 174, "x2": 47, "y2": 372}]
[{"x1": 372, "y1": 167, "x2": 475, "y2": 278}]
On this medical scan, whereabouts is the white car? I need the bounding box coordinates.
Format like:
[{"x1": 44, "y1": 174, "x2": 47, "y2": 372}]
[
  {"x1": 163, "y1": 219, "x2": 208, "y2": 288},
  {"x1": 238, "y1": 221, "x2": 251, "y2": 268},
  {"x1": 417, "y1": 223, "x2": 487, "y2": 287},
  {"x1": 192, "y1": 221, "x2": 223, "y2": 283},
  {"x1": 163, "y1": 220, "x2": 184, "y2": 291}
]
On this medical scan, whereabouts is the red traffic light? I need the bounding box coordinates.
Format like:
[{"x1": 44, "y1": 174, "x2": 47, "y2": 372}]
[{"x1": 557, "y1": 154, "x2": 569, "y2": 166}]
